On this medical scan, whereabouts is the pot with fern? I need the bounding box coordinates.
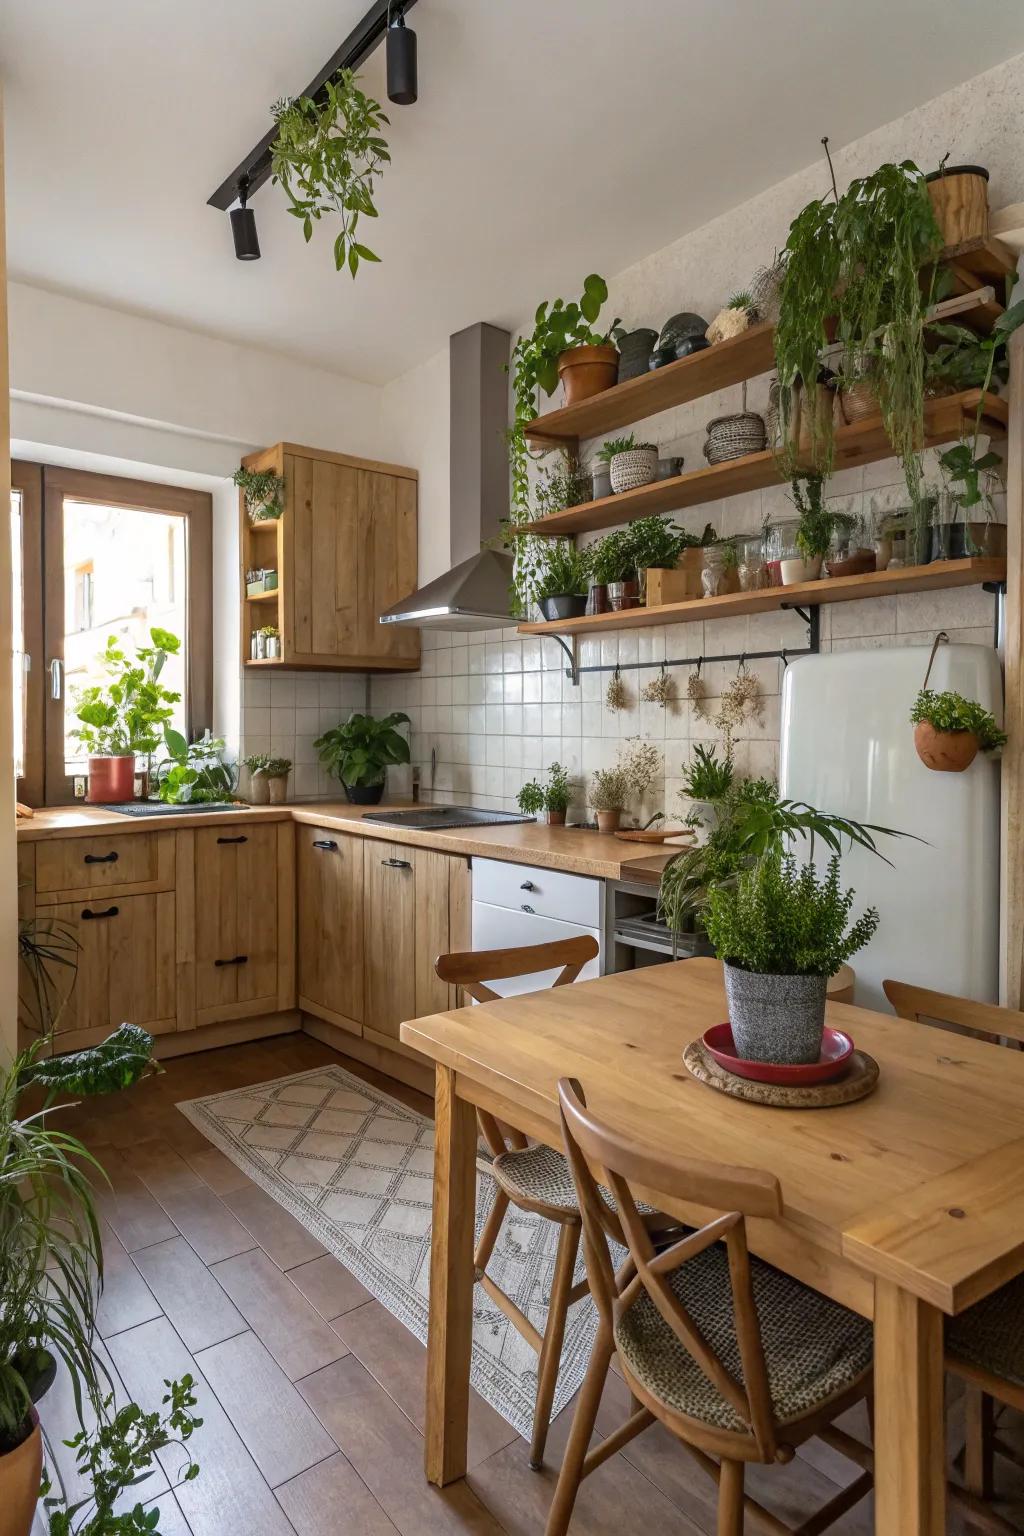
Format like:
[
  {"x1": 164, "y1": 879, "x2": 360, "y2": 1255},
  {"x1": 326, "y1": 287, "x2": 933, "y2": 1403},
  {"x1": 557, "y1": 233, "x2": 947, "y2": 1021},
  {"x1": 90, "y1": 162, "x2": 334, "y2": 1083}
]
[
  {"x1": 535, "y1": 541, "x2": 589, "y2": 622},
  {"x1": 314, "y1": 711, "x2": 411, "y2": 804}
]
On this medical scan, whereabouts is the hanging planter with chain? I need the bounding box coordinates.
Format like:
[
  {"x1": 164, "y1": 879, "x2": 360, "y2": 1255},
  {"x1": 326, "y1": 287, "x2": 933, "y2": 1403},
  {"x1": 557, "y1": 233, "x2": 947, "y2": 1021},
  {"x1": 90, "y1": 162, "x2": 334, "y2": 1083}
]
[{"x1": 910, "y1": 632, "x2": 1007, "y2": 771}]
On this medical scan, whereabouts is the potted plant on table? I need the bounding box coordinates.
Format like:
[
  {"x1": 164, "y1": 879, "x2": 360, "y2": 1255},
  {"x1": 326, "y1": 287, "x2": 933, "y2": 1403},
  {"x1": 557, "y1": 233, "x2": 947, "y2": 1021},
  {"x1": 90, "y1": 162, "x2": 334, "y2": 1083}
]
[
  {"x1": 233, "y1": 467, "x2": 285, "y2": 523},
  {"x1": 517, "y1": 762, "x2": 574, "y2": 826},
  {"x1": 588, "y1": 766, "x2": 630, "y2": 834},
  {"x1": 535, "y1": 541, "x2": 589, "y2": 622},
  {"x1": 910, "y1": 687, "x2": 1007, "y2": 772},
  {"x1": 72, "y1": 629, "x2": 181, "y2": 804},
  {"x1": 264, "y1": 757, "x2": 293, "y2": 804},
  {"x1": 315, "y1": 712, "x2": 411, "y2": 804},
  {"x1": 703, "y1": 851, "x2": 880, "y2": 1065}
]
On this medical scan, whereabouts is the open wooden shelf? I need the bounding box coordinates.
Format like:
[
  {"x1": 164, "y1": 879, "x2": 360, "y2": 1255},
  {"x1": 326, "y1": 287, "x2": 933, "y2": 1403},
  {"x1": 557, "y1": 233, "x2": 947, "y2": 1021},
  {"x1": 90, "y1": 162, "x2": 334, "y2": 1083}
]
[
  {"x1": 522, "y1": 390, "x2": 1009, "y2": 537},
  {"x1": 244, "y1": 589, "x2": 280, "y2": 604},
  {"x1": 518, "y1": 557, "x2": 1006, "y2": 637},
  {"x1": 523, "y1": 238, "x2": 1016, "y2": 452}
]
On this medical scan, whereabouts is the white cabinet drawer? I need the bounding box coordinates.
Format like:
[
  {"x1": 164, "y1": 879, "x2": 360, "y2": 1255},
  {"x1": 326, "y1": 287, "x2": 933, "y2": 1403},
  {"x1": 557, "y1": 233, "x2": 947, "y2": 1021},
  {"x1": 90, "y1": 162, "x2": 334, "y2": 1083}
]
[
  {"x1": 470, "y1": 902, "x2": 600, "y2": 997},
  {"x1": 471, "y1": 858, "x2": 601, "y2": 927}
]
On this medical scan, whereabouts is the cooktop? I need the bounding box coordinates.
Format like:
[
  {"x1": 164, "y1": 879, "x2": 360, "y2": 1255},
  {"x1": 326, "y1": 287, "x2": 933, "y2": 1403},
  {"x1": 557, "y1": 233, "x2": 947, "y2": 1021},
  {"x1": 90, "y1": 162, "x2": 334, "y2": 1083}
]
[{"x1": 361, "y1": 806, "x2": 534, "y2": 831}]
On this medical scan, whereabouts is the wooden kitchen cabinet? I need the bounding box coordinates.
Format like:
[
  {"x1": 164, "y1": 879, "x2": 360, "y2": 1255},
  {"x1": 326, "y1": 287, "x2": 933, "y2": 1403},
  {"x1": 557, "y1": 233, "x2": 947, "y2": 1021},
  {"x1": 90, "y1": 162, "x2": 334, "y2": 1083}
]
[
  {"x1": 296, "y1": 824, "x2": 365, "y2": 1033},
  {"x1": 192, "y1": 821, "x2": 295, "y2": 1027},
  {"x1": 240, "y1": 441, "x2": 420, "y2": 673},
  {"x1": 41, "y1": 894, "x2": 176, "y2": 1049}
]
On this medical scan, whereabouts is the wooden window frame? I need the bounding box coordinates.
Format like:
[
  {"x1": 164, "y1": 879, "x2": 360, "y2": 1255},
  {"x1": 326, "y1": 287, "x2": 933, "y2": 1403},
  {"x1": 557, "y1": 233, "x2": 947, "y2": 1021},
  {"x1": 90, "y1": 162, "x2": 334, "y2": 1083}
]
[
  {"x1": 39, "y1": 465, "x2": 213, "y2": 805},
  {"x1": 10, "y1": 460, "x2": 44, "y2": 806}
]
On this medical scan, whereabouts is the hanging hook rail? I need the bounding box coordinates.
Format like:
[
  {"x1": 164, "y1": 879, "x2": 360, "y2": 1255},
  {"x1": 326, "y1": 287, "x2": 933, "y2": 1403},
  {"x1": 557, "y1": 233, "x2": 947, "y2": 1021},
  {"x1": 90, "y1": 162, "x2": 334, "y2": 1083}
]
[{"x1": 549, "y1": 607, "x2": 820, "y2": 683}]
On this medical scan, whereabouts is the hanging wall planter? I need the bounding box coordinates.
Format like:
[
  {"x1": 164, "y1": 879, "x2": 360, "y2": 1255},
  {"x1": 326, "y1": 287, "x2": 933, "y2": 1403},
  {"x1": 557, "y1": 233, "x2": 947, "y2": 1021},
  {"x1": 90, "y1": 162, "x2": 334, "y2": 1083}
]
[{"x1": 910, "y1": 633, "x2": 1007, "y2": 772}]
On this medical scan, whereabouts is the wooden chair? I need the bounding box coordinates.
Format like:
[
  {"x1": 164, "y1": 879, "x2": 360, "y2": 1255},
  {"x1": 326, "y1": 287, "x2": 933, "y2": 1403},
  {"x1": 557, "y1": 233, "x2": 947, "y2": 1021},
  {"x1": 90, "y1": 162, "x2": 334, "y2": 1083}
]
[
  {"x1": 433, "y1": 935, "x2": 599, "y2": 1470},
  {"x1": 548, "y1": 1077, "x2": 875, "y2": 1536},
  {"x1": 884, "y1": 979, "x2": 1024, "y2": 1533}
]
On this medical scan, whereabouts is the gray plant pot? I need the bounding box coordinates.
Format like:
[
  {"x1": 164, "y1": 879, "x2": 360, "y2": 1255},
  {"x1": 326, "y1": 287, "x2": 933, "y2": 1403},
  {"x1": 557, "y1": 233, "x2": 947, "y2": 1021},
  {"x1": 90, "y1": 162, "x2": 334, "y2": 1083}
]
[{"x1": 722, "y1": 963, "x2": 827, "y2": 1064}]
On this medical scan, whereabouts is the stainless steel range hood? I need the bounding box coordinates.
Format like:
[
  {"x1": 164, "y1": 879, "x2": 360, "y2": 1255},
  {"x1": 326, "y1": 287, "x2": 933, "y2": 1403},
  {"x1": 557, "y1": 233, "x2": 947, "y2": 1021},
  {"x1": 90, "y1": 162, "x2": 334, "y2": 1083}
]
[{"x1": 379, "y1": 321, "x2": 518, "y2": 631}]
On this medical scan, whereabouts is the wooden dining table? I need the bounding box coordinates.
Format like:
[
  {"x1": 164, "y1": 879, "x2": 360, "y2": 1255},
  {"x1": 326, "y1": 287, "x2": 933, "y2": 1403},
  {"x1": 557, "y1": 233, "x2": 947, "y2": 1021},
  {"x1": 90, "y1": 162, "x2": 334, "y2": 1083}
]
[{"x1": 400, "y1": 956, "x2": 1024, "y2": 1535}]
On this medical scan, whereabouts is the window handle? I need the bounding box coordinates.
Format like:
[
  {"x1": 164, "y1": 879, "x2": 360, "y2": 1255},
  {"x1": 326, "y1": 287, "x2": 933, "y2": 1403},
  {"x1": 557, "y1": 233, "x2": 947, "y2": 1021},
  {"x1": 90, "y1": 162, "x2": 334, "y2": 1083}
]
[
  {"x1": 214, "y1": 955, "x2": 249, "y2": 967},
  {"x1": 84, "y1": 851, "x2": 119, "y2": 865},
  {"x1": 312, "y1": 839, "x2": 338, "y2": 852},
  {"x1": 381, "y1": 857, "x2": 411, "y2": 869},
  {"x1": 217, "y1": 834, "x2": 248, "y2": 844},
  {"x1": 50, "y1": 658, "x2": 62, "y2": 701},
  {"x1": 81, "y1": 905, "x2": 119, "y2": 921}
]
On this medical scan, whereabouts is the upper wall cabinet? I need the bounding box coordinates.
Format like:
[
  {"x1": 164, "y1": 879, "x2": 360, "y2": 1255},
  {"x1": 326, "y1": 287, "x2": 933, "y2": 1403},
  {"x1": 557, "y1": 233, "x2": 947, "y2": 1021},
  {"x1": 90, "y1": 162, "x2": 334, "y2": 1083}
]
[{"x1": 240, "y1": 441, "x2": 420, "y2": 672}]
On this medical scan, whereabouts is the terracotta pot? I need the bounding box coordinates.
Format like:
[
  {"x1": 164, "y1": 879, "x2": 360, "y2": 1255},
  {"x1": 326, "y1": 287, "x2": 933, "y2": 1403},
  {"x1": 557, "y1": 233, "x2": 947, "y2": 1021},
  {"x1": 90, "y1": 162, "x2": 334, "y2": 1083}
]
[
  {"x1": 545, "y1": 809, "x2": 567, "y2": 827},
  {"x1": 595, "y1": 809, "x2": 621, "y2": 835},
  {"x1": 824, "y1": 550, "x2": 876, "y2": 579},
  {"x1": 926, "y1": 165, "x2": 989, "y2": 246},
  {"x1": 87, "y1": 754, "x2": 135, "y2": 804},
  {"x1": 557, "y1": 344, "x2": 618, "y2": 406},
  {"x1": 0, "y1": 1409, "x2": 42, "y2": 1536},
  {"x1": 267, "y1": 774, "x2": 289, "y2": 805},
  {"x1": 914, "y1": 721, "x2": 979, "y2": 773},
  {"x1": 249, "y1": 771, "x2": 270, "y2": 806}
]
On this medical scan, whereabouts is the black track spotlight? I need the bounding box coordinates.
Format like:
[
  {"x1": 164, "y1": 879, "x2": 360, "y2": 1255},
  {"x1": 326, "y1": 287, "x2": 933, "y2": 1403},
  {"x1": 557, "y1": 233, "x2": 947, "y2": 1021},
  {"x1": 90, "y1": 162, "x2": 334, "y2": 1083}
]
[
  {"x1": 230, "y1": 177, "x2": 261, "y2": 261},
  {"x1": 386, "y1": 6, "x2": 417, "y2": 105}
]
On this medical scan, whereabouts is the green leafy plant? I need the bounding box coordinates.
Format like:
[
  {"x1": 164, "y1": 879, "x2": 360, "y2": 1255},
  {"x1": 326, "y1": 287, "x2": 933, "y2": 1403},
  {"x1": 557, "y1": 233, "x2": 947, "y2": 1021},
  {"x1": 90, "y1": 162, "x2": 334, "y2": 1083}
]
[
  {"x1": 704, "y1": 851, "x2": 879, "y2": 977},
  {"x1": 623, "y1": 516, "x2": 689, "y2": 573},
  {"x1": 271, "y1": 70, "x2": 389, "y2": 277},
  {"x1": 40, "y1": 1376, "x2": 201, "y2": 1535},
  {"x1": 518, "y1": 762, "x2": 575, "y2": 816},
  {"x1": 19, "y1": 914, "x2": 79, "y2": 1040},
  {"x1": 264, "y1": 757, "x2": 292, "y2": 778},
  {"x1": 595, "y1": 434, "x2": 637, "y2": 464},
  {"x1": 588, "y1": 766, "x2": 630, "y2": 813},
  {"x1": 156, "y1": 732, "x2": 237, "y2": 805},
  {"x1": 681, "y1": 744, "x2": 734, "y2": 801},
  {"x1": 72, "y1": 631, "x2": 181, "y2": 759},
  {"x1": 242, "y1": 753, "x2": 271, "y2": 776},
  {"x1": 790, "y1": 475, "x2": 853, "y2": 560},
  {"x1": 232, "y1": 468, "x2": 285, "y2": 520},
  {"x1": 23, "y1": 1025, "x2": 159, "y2": 1099},
  {"x1": 532, "y1": 455, "x2": 592, "y2": 520},
  {"x1": 775, "y1": 156, "x2": 943, "y2": 503},
  {"x1": 256, "y1": 625, "x2": 280, "y2": 639},
  {"x1": 587, "y1": 530, "x2": 635, "y2": 586},
  {"x1": 718, "y1": 537, "x2": 739, "y2": 571},
  {"x1": 727, "y1": 290, "x2": 754, "y2": 311},
  {"x1": 535, "y1": 541, "x2": 589, "y2": 600},
  {"x1": 910, "y1": 688, "x2": 1006, "y2": 751},
  {"x1": 936, "y1": 296, "x2": 1024, "y2": 508},
  {"x1": 315, "y1": 711, "x2": 411, "y2": 788}
]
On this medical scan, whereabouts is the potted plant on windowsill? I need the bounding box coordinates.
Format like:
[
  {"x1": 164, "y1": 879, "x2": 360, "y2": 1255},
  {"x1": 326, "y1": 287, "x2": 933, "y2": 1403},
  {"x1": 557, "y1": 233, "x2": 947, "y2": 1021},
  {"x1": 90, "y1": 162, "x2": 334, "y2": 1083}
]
[
  {"x1": 517, "y1": 762, "x2": 574, "y2": 826},
  {"x1": 535, "y1": 540, "x2": 589, "y2": 622},
  {"x1": 72, "y1": 629, "x2": 181, "y2": 803},
  {"x1": 264, "y1": 757, "x2": 293, "y2": 804},
  {"x1": 704, "y1": 851, "x2": 880, "y2": 1065},
  {"x1": 588, "y1": 767, "x2": 630, "y2": 834},
  {"x1": 910, "y1": 688, "x2": 1007, "y2": 772},
  {"x1": 233, "y1": 467, "x2": 285, "y2": 524},
  {"x1": 315, "y1": 711, "x2": 411, "y2": 804},
  {"x1": 243, "y1": 752, "x2": 271, "y2": 805}
]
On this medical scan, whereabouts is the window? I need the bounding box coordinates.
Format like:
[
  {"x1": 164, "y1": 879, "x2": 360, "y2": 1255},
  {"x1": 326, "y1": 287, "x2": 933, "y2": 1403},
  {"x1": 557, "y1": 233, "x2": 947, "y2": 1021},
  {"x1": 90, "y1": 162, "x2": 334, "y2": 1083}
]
[{"x1": 12, "y1": 464, "x2": 212, "y2": 805}]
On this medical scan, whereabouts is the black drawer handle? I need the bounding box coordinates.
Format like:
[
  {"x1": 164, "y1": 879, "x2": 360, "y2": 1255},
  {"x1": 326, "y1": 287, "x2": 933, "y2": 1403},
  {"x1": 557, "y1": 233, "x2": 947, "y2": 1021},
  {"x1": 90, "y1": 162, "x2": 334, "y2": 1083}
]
[
  {"x1": 82, "y1": 906, "x2": 119, "y2": 921},
  {"x1": 520, "y1": 880, "x2": 535, "y2": 891},
  {"x1": 84, "y1": 851, "x2": 119, "y2": 865},
  {"x1": 214, "y1": 955, "x2": 249, "y2": 967},
  {"x1": 313, "y1": 839, "x2": 339, "y2": 851},
  {"x1": 217, "y1": 834, "x2": 248, "y2": 845},
  {"x1": 521, "y1": 903, "x2": 535, "y2": 915},
  {"x1": 382, "y1": 857, "x2": 411, "y2": 869}
]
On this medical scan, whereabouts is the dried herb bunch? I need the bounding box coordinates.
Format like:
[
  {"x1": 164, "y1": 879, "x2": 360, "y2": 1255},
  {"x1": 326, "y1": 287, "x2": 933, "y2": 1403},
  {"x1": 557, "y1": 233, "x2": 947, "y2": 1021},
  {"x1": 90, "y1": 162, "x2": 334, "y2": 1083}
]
[
  {"x1": 606, "y1": 668, "x2": 629, "y2": 711},
  {"x1": 640, "y1": 668, "x2": 675, "y2": 708}
]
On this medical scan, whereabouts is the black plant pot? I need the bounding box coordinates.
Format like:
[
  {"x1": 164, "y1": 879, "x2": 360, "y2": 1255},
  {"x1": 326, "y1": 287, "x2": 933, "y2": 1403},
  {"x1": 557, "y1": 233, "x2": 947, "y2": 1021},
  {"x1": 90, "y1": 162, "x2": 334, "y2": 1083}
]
[
  {"x1": 539, "y1": 594, "x2": 587, "y2": 622},
  {"x1": 343, "y1": 780, "x2": 386, "y2": 805}
]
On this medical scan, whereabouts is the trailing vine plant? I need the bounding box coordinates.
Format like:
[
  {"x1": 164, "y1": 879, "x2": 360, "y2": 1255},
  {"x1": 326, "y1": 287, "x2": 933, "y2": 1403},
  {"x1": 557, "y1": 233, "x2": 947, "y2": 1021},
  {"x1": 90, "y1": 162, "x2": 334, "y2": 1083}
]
[
  {"x1": 775, "y1": 143, "x2": 943, "y2": 509},
  {"x1": 271, "y1": 70, "x2": 390, "y2": 278}
]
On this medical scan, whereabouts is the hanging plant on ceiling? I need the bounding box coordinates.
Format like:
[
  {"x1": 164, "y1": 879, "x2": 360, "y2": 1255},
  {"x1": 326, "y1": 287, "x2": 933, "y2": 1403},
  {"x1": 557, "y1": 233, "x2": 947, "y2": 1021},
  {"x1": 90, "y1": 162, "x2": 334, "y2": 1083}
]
[
  {"x1": 774, "y1": 147, "x2": 943, "y2": 507},
  {"x1": 271, "y1": 69, "x2": 390, "y2": 278}
]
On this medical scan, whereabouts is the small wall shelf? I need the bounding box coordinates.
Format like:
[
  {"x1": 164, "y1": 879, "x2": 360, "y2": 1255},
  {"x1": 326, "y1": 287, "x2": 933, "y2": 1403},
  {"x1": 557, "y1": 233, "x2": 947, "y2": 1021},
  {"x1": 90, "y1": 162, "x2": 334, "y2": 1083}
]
[
  {"x1": 245, "y1": 589, "x2": 280, "y2": 604},
  {"x1": 517, "y1": 558, "x2": 1006, "y2": 638}
]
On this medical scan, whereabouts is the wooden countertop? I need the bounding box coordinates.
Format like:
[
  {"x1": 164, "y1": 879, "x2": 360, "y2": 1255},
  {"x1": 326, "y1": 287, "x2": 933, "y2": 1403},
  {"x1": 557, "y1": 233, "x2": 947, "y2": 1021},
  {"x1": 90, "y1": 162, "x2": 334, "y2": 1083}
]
[{"x1": 17, "y1": 801, "x2": 686, "y2": 881}]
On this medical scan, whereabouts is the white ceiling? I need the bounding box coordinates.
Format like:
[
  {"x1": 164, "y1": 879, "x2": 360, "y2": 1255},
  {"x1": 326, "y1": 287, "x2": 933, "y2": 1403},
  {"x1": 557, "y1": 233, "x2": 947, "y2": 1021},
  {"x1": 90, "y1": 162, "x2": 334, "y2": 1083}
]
[{"x1": 4, "y1": 0, "x2": 1024, "y2": 386}]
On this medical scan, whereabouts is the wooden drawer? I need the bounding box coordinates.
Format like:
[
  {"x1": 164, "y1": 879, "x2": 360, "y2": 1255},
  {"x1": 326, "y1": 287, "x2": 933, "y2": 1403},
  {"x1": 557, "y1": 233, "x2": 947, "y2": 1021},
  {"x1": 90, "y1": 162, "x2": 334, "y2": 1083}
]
[
  {"x1": 35, "y1": 832, "x2": 174, "y2": 902},
  {"x1": 471, "y1": 857, "x2": 601, "y2": 927},
  {"x1": 40, "y1": 893, "x2": 176, "y2": 1048}
]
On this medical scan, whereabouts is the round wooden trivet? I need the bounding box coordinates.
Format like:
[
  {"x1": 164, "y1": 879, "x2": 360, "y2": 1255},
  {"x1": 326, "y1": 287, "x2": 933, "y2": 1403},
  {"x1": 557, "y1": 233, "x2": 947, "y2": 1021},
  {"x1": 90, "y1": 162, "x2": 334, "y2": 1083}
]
[{"x1": 682, "y1": 1038, "x2": 879, "y2": 1109}]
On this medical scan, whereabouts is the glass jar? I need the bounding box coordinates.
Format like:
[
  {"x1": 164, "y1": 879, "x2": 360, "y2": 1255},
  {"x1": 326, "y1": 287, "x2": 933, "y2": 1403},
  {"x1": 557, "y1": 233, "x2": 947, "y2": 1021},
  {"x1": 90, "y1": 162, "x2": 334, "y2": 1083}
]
[{"x1": 737, "y1": 535, "x2": 766, "y2": 592}]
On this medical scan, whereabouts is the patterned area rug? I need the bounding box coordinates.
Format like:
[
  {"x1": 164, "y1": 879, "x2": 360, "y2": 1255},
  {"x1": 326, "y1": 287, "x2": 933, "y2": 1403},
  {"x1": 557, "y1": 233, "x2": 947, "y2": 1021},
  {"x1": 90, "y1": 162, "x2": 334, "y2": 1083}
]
[{"x1": 178, "y1": 1065, "x2": 598, "y2": 1438}]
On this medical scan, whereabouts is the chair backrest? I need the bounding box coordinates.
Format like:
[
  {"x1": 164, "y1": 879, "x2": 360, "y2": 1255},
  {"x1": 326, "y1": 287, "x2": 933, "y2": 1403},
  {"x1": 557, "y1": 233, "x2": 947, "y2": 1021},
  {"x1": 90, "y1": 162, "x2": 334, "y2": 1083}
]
[
  {"x1": 434, "y1": 934, "x2": 599, "y2": 1005},
  {"x1": 883, "y1": 979, "x2": 1024, "y2": 1048},
  {"x1": 557, "y1": 1076, "x2": 783, "y2": 1457}
]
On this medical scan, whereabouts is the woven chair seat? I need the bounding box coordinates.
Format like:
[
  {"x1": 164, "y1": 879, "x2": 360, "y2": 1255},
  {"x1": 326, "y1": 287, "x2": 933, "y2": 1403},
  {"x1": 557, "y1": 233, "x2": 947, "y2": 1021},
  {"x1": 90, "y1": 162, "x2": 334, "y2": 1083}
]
[
  {"x1": 947, "y1": 1271, "x2": 1024, "y2": 1387},
  {"x1": 491, "y1": 1143, "x2": 655, "y2": 1218},
  {"x1": 614, "y1": 1243, "x2": 872, "y2": 1434}
]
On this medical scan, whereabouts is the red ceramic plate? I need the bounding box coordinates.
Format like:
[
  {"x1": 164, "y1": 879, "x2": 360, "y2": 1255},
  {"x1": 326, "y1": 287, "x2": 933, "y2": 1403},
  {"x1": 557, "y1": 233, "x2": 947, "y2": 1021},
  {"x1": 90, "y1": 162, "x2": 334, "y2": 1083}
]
[{"x1": 702, "y1": 1023, "x2": 855, "y2": 1085}]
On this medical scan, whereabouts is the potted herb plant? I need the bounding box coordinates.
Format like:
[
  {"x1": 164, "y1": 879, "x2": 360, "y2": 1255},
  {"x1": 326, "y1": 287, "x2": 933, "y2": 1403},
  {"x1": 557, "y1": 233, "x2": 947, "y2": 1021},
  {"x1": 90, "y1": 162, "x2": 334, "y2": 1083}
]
[
  {"x1": 315, "y1": 711, "x2": 411, "y2": 804},
  {"x1": 588, "y1": 767, "x2": 630, "y2": 834},
  {"x1": 535, "y1": 540, "x2": 589, "y2": 622},
  {"x1": 156, "y1": 731, "x2": 237, "y2": 804},
  {"x1": 586, "y1": 530, "x2": 632, "y2": 615},
  {"x1": 594, "y1": 435, "x2": 635, "y2": 497},
  {"x1": 681, "y1": 744, "x2": 734, "y2": 828},
  {"x1": 610, "y1": 439, "x2": 659, "y2": 495},
  {"x1": 233, "y1": 467, "x2": 285, "y2": 523},
  {"x1": 243, "y1": 752, "x2": 271, "y2": 805},
  {"x1": 517, "y1": 762, "x2": 574, "y2": 826},
  {"x1": 781, "y1": 475, "x2": 848, "y2": 584},
  {"x1": 623, "y1": 515, "x2": 687, "y2": 603},
  {"x1": 72, "y1": 629, "x2": 181, "y2": 804},
  {"x1": 704, "y1": 851, "x2": 880, "y2": 1064},
  {"x1": 910, "y1": 687, "x2": 1007, "y2": 772},
  {"x1": 264, "y1": 756, "x2": 293, "y2": 804}
]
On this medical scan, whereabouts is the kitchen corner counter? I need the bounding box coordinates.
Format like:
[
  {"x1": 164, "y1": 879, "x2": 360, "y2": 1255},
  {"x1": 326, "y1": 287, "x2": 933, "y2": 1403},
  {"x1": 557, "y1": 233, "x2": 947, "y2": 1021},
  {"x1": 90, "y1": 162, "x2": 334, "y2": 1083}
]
[{"x1": 17, "y1": 800, "x2": 683, "y2": 881}]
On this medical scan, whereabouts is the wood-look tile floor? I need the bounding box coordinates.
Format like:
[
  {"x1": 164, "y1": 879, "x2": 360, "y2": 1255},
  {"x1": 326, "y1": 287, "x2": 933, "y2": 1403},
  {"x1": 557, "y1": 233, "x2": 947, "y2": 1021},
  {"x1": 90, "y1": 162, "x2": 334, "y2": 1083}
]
[{"x1": 40, "y1": 1033, "x2": 1024, "y2": 1535}]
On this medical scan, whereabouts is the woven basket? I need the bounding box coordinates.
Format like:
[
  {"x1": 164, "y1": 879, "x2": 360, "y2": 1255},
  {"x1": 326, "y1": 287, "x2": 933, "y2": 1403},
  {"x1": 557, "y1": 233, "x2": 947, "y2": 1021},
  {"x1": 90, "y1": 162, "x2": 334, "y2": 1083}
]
[
  {"x1": 610, "y1": 446, "x2": 658, "y2": 494},
  {"x1": 837, "y1": 380, "x2": 881, "y2": 425},
  {"x1": 703, "y1": 411, "x2": 767, "y2": 464}
]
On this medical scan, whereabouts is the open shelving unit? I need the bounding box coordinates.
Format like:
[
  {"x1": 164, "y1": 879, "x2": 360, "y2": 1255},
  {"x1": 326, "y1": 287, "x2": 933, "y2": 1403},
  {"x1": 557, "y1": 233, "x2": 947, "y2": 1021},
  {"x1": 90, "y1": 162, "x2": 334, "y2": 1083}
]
[{"x1": 241, "y1": 509, "x2": 283, "y2": 662}]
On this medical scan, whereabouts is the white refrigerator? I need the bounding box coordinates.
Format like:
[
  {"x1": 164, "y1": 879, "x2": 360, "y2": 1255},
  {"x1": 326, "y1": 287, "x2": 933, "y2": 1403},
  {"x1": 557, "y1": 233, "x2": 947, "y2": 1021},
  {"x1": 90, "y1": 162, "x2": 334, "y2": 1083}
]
[{"x1": 779, "y1": 643, "x2": 1002, "y2": 1011}]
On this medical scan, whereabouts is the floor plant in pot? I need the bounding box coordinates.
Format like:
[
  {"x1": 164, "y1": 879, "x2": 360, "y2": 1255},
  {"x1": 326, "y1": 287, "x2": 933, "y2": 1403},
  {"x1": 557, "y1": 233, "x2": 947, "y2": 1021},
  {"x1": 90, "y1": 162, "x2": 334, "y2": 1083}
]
[
  {"x1": 910, "y1": 687, "x2": 1006, "y2": 772},
  {"x1": 314, "y1": 711, "x2": 411, "y2": 804},
  {"x1": 517, "y1": 762, "x2": 574, "y2": 826},
  {"x1": 703, "y1": 851, "x2": 880, "y2": 1065},
  {"x1": 534, "y1": 540, "x2": 589, "y2": 622},
  {"x1": 72, "y1": 630, "x2": 181, "y2": 804}
]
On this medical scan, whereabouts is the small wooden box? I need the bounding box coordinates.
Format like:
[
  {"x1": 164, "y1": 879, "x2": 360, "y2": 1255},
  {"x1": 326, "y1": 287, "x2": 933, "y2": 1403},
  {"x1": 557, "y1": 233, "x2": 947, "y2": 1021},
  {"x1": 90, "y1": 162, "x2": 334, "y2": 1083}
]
[{"x1": 644, "y1": 548, "x2": 705, "y2": 605}]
